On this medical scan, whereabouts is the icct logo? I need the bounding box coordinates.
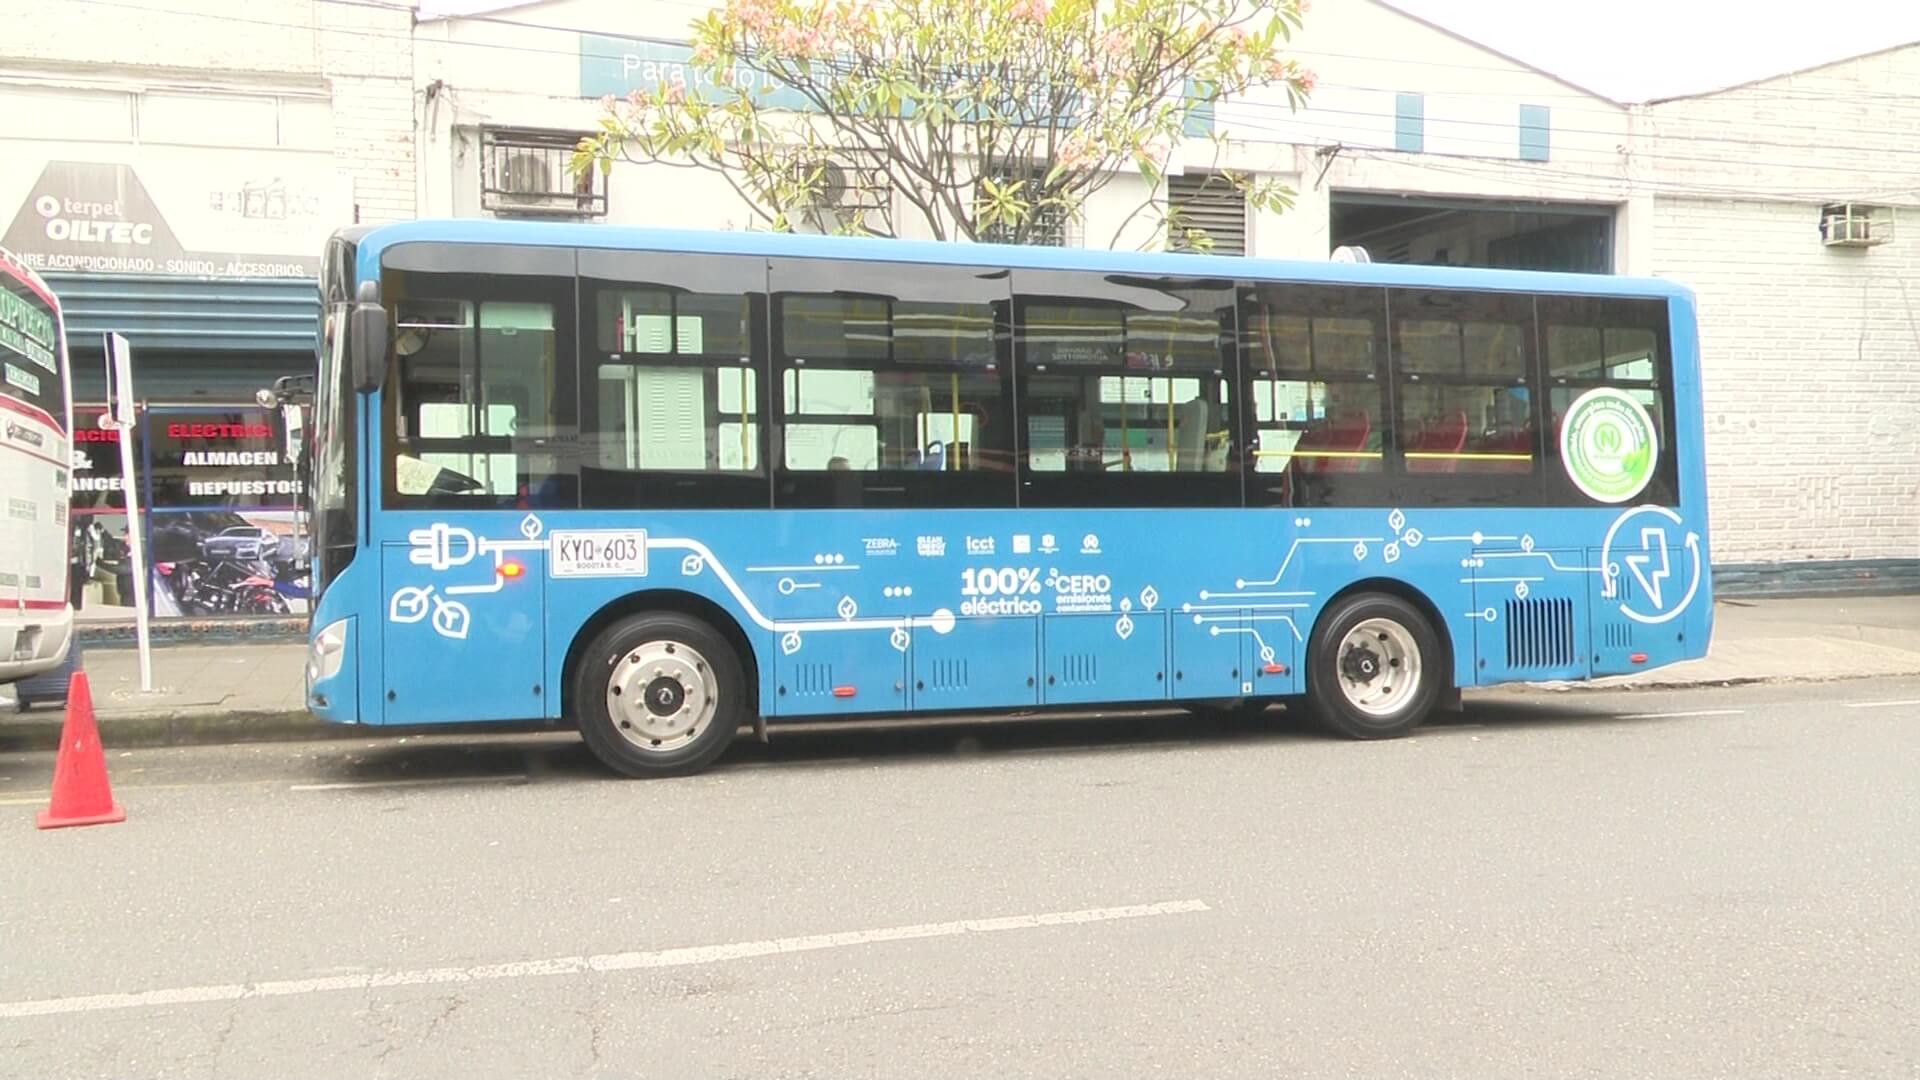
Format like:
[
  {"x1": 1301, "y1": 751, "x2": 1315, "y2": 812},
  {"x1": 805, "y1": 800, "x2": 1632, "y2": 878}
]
[{"x1": 1600, "y1": 505, "x2": 1702, "y2": 625}]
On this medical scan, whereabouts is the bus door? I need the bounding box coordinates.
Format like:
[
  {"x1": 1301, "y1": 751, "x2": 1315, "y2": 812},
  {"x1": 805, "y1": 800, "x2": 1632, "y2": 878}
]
[{"x1": 376, "y1": 277, "x2": 569, "y2": 724}]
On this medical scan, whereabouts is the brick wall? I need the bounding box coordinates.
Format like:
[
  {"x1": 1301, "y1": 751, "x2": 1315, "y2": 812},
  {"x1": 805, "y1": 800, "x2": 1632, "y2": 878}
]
[
  {"x1": 4, "y1": 0, "x2": 322, "y2": 73},
  {"x1": 1647, "y1": 45, "x2": 1920, "y2": 565},
  {"x1": 319, "y1": 1, "x2": 416, "y2": 223},
  {"x1": 0, "y1": 0, "x2": 414, "y2": 225},
  {"x1": 1652, "y1": 197, "x2": 1920, "y2": 564}
]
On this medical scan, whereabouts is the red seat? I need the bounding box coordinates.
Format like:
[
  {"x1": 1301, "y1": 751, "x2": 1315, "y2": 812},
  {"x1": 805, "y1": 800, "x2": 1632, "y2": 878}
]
[
  {"x1": 1405, "y1": 409, "x2": 1468, "y2": 474},
  {"x1": 1322, "y1": 410, "x2": 1372, "y2": 473}
]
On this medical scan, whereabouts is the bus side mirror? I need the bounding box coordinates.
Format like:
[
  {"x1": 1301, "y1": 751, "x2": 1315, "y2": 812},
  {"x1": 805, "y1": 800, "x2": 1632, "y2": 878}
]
[{"x1": 349, "y1": 302, "x2": 388, "y2": 393}]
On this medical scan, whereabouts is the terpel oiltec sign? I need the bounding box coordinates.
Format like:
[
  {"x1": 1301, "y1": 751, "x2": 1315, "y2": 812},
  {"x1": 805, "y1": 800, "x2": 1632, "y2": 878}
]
[{"x1": 2, "y1": 160, "x2": 332, "y2": 279}]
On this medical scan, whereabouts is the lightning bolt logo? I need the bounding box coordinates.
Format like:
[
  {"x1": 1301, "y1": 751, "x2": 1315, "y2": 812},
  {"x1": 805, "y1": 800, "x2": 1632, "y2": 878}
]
[{"x1": 1623, "y1": 528, "x2": 1670, "y2": 609}]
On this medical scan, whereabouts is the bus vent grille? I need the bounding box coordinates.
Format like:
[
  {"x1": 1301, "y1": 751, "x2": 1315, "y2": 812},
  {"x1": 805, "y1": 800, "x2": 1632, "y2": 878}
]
[
  {"x1": 1504, "y1": 597, "x2": 1575, "y2": 669},
  {"x1": 1058, "y1": 654, "x2": 1099, "y2": 687},
  {"x1": 1602, "y1": 622, "x2": 1634, "y2": 650},
  {"x1": 927, "y1": 658, "x2": 969, "y2": 691},
  {"x1": 791, "y1": 662, "x2": 834, "y2": 698}
]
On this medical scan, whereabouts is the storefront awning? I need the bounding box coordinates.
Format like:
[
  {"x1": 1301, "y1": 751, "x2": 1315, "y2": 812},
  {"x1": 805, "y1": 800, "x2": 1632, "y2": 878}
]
[{"x1": 45, "y1": 274, "x2": 318, "y2": 354}]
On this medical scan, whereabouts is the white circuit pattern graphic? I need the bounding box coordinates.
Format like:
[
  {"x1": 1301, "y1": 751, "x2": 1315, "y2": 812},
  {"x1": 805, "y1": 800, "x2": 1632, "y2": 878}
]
[
  {"x1": 1187, "y1": 506, "x2": 1701, "y2": 659},
  {"x1": 383, "y1": 507, "x2": 1700, "y2": 653}
]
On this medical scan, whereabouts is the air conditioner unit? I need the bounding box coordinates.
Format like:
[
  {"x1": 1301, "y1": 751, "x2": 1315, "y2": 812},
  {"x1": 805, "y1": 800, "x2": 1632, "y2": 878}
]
[
  {"x1": 1820, "y1": 203, "x2": 1893, "y2": 248},
  {"x1": 480, "y1": 127, "x2": 607, "y2": 218},
  {"x1": 503, "y1": 153, "x2": 553, "y2": 198},
  {"x1": 797, "y1": 157, "x2": 887, "y2": 234}
]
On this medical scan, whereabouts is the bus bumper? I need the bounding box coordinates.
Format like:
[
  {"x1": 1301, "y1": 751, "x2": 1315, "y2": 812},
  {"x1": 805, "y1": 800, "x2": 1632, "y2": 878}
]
[
  {"x1": 0, "y1": 607, "x2": 73, "y2": 686},
  {"x1": 304, "y1": 615, "x2": 361, "y2": 724}
]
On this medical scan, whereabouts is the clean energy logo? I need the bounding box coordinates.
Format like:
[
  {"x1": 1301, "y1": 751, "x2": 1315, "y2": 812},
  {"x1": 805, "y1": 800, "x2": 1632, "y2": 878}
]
[
  {"x1": 1600, "y1": 504, "x2": 1702, "y2": 625},
  {"x1": 1560, "y1": 387, "x2": 1658, "y2": 503}
]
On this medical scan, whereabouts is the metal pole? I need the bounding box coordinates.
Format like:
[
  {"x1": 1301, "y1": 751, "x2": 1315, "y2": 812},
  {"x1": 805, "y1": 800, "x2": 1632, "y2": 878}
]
[
  {"x1": 104, "y1": 332, "x2": 150, "y2": 692},
  {"x1": 116, "y1": 418, "x2": 152, "y2": 693}
]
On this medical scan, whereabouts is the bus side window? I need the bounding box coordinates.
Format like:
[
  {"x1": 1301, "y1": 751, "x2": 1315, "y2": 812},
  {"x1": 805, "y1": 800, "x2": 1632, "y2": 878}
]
[
  {"x1": 1240, "y1": 284, "x2": 1389, "y2": 508},
  {"x1": 770, "y1": 258, "x2": 1015, "y2": 510},
  {"x1": 1539, "y1": 295, "x2": 1677, "y2": 507},
  {"x1": 1389, "y1": 289, "x2": 1539, "y2": 505},
  {"x1": 1013, "y1": 271, "x2": 1240, "y2": 509},
  {"x1": 577, "y1": 250, "x2": 768, "y2": 509}
]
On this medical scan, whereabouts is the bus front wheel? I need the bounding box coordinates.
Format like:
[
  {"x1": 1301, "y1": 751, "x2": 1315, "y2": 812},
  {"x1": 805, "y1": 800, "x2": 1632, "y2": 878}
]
[
  {"x1": 1306, "y1": 593, "x2": 1442, "y2": 740},
  {"x1": 572, "y1": 611, "x2": 745, "y2": 778}
]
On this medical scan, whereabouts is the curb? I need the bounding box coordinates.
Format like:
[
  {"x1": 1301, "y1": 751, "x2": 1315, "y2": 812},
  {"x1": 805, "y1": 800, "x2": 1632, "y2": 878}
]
[
  {"x1": 76, "y1": 619, "x2": 306, "y2": 649},
  {"x1": 12, "y1": 668, "x2": 1920, "y2": 754},
  {"x1": 1, "y1": 709, "x2": 568, "y2": 754},
  {"x1": 1519, "y1": 668, "x2": 1920, "y2": 694},
  {"x1": 0, "y1": 709, "x2": 349, "y2": 753}
]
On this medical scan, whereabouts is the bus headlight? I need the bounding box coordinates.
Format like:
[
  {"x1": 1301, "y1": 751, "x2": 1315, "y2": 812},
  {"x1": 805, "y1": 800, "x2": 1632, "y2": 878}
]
[{"x1": 308, "y1": 619, "x2": 349, "y2": 685}]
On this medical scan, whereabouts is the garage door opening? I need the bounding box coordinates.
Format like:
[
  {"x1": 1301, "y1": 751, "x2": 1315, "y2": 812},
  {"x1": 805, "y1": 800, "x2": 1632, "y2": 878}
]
[{"x1": 1330, "y1": 195, "x2": 1615, "y2": 274}]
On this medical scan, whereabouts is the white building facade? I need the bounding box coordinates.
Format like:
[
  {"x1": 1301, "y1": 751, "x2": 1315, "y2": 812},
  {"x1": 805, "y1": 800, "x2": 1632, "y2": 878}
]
[
  {"x1": 1644, "y1": 47, "x2": 1919, "y2": 582},
  {"x1": 6, "y1": 0, "x2": 1908, "y2": 591},
  {"x1": 0, "y1": 0, "x2": 414, "y2": 380},
  {"x1": 430, "y1": 0, "x2": 1920, "y2": 581},
  {"x1": 414, "y1": 0, "x2": 1643, "y2": 271},
  {"x1": 0, "y1": 0, "x2": 415, "y2": 621}
]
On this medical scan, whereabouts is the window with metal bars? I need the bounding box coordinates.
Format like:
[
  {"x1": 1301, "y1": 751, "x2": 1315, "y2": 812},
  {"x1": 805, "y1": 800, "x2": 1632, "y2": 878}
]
[
  {"x1": 977, "y1": 165, "x2": 1076, "y2": 247},
  {"x1": 1165, "y1": 173, "x2": 1248, "y2": 256},
  {"x1": 479, "y1": 127, "x2": 607, "y2": 218}
]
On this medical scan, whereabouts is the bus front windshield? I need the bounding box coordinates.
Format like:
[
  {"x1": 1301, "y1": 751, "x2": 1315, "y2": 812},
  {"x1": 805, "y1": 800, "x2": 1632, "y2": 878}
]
[{"x1": 0, "y1": 266, "x2": 64, "y2": 426}]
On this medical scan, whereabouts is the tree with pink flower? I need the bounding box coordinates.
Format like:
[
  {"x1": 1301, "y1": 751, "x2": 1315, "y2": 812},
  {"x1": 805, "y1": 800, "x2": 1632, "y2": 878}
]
[{"x1": 573, "y1": 0, "x2": 1314, "y2": 249}]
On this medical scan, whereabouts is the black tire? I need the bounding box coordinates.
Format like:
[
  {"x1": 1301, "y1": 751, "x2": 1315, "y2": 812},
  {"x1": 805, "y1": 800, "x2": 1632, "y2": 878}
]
[
  {"x1": 571, "y1": 611, "x2": 747, "y2": 778},
  {"x1": 1305, "y1": 592, "x2": 1443, "y2": 740}
]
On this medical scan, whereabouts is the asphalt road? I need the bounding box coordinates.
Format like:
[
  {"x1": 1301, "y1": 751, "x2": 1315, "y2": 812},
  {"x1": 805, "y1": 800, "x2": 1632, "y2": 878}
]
[{"x1": 4, "y1": 677, "x2": 1918, "y2": 1080}]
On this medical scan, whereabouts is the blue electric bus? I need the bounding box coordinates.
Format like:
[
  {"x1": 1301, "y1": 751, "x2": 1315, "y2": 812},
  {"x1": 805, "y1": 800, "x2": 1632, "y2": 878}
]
[{"x1": 296, "y1": 220, "x2": 1711, "y2": 777}]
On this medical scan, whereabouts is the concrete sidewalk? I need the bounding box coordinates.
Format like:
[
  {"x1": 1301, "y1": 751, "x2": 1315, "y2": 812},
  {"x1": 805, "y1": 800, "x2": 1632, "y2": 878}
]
[
  {"x1": 1, "y1": 639, "x2": 323, "y2": 750},
  {"x1": 1584, "y1": 594, "x2": 1920, "y2": 690},
  {"x1": 4, "y1": 594, "x2": 1919, "y2": 750}
]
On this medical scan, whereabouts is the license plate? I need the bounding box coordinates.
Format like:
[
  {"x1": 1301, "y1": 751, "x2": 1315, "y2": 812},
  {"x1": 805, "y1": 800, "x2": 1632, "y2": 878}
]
[{"x1": 549, "y1": 529, "x2": 649, "y2": 578}]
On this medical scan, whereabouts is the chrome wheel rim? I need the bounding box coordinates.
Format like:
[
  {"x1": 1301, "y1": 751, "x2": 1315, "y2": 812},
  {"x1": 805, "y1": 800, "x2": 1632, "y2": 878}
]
[
  {"x1": 1336, "y1": 617, "x2": 1420, "y2": 717},
  {"x1": 605, "y1": 640, "x2": 718, "y2": 753}
]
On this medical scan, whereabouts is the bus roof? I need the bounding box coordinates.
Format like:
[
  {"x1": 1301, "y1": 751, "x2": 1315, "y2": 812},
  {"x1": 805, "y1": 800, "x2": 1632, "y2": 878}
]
[{"x1": 345, "y1": 219, "x2": 1694, "y2": 302}]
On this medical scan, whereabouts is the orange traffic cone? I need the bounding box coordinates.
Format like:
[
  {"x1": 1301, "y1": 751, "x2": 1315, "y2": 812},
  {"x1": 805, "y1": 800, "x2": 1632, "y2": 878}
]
[{"x1": 36, "y1": 671, "x2": 125, "y2": 830}]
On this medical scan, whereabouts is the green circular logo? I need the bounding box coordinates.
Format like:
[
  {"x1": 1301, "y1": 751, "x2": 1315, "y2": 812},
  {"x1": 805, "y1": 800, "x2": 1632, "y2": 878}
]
[{"x1": 1560, "y1": 387, "x2": 1658, "y2": 503}]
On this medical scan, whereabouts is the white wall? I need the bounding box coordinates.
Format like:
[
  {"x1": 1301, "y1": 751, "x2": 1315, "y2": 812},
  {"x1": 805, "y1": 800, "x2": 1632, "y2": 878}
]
[
  {"x1": 0, "y1": 0, "x2": 415, "y2": 245},
  {"x1": 1647, "y1": 45, "x2": 1920, "y2": 564},
  {"x1": 413, "y1": 0, "x2": 1632, "y2": 264},
  {"x1": 1226, "y1": 0, "x2": 1634, "y2": 262}
]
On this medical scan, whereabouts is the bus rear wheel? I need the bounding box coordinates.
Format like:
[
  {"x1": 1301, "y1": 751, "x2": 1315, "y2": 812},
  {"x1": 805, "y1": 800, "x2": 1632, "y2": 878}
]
[
  {"x1": 572, "y1": 612, "x2": 744, "y2": 778},
  {"x1": 1306, "y1": 593, "x2": 1442, "y2": 740}
]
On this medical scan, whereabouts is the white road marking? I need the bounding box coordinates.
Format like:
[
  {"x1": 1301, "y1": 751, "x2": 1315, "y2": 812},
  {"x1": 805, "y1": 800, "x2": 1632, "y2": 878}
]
[
  {"x1": 1615, "y1": 708, "x2": 1747, "y2": 720},
  {"x1": 1842, "y1": 699, "x2": 1920, "y2": 710},
  {"x1": 288, "y1": 774, "x2": 529, "y2": 792},
  {"x1": 0, "y1": 899, "x2": 1210, "y2": 1018}
]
